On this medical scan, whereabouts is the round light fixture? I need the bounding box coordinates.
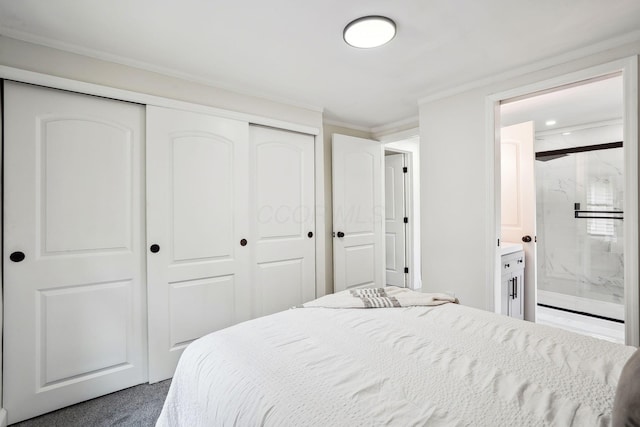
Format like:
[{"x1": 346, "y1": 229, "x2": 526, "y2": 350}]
[
  {"x1": 343, "y1": 16, "x2": 396, "y2": 49},
  {"x1": 545, "y1": 120, "x2": 557, "y2": 126}
]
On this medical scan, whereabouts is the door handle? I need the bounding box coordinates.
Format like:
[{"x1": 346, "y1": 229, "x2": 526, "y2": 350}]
[
  {"x1": 336, "y1": 231, "x2": 345, "y2": 238},
  {"x1": 10, "y1": 251, "x2": 25, "y2": 262},
  {"x1": 508, "y1": 278, "x2": 513, "y2": 298},
  {"x1": 522, "y1": 235, "x2": 532, "y2": 243},
  {"x1": 513, "y1": 276, "x2": 517, "y2": 299},
  {"x1": 308, "y1": 231, "x2": 313, "y2": 238},
  {"x1": 149, "y1": 244, "x2": 160, "y2": 253}
]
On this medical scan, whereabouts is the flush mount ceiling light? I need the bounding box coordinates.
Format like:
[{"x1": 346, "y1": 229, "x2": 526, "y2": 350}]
[
  {"x1": 545, "y1": 119, "x2": 557, "y2": 126},
  {"x1": 343, "y1": 16, "x2": 396, "y2": 48}
]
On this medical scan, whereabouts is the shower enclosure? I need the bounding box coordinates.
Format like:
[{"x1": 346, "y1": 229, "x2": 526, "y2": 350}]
[{"x1": 536, "y1": 142, "x2": 624, "y2": 322}]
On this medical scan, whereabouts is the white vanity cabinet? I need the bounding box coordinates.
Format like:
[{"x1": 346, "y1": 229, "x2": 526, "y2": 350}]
[{"x1": 501, "y1": 248, "x2": 525, "y2": 320}]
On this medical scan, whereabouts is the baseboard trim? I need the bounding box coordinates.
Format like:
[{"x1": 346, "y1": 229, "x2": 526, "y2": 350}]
[{"x1": 0, "y1": 408, "x2": 8, "y2": 427}]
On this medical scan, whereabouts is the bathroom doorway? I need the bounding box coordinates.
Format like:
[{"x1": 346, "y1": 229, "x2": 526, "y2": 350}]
[
  {"x1": 383, "y1": 135, "x2": 421, "y2": 290},
  {"x1": 498, "y1": 73, "x2": 626, "y2": 343}
]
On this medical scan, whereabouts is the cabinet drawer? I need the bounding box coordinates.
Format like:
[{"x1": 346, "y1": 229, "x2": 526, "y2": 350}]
[{"x1": 501, "y1": 251, "x2": 525, "y2": 274}]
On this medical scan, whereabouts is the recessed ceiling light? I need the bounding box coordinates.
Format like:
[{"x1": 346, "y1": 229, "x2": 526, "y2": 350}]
[
  {"x1": 562, "y1": 132, "x2": 571, "y2": 136},
  {"x1": 343, "y1": 16, "x2": 396, "y2": 49},
  {"x1": 545, "y1": 120, "x2": 557, "y2": 126}
]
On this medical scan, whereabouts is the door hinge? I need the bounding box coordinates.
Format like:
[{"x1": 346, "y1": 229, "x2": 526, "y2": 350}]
[
  {"x1": 497, "y1": 238, "x2": 500, "y2": 247},
  {"x1": 404, "y1": 217, "x2": 408, "y2": 224},
  {"x1": 403, "y1": 166, "x2": 408, "y2": 173},
  {"x1": 404, "y1": 267, "x2": 409, "y2": 274}
]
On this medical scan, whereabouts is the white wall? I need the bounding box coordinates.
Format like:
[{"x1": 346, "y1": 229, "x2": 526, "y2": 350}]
[
  {"x1": 0, "y1": 36, "x2": 322, "y2": 128},
  {"x1": 419, "y1": 41, "x2": 640, "y2": 310}
]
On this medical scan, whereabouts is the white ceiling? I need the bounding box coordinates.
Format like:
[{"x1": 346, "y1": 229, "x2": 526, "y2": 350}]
[
  {"x1": 501, "y1": 75, "x2": 623, "y2": 132},
  {"x1": 1, "y1": 0, "x2": 639, "y2": 129}
]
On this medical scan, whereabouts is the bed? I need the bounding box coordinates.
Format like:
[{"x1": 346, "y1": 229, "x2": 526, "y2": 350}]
[{"x1": 156, "y1": 288, "x2": 636, "y2": 426}]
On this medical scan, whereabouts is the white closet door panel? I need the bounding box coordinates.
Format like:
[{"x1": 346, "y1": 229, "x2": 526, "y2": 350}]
[
  {"x1": 344, "y1": 151, "x2": 376, "y2": 233},
  {"x1": 257, "y1": 258, "x2": 305, "y2": 314},
  {"x1": 168, "y1": 276, "x2": 235, "y2": 347},
  {"x1": 41, "y1": 281, "x2": 131, "y2": 384},
  {"x1": 332, "y1": 134, "x2": 384, "y2": 292},
  {"x1": 256, "y1": 142, "x2": 304, "y2": 238},
  {"x1": 385, "y1": 234, "x2": 397, "y2": 269},
  {"x1": 172, "y1": 135, "x2": 234, "y2": 261},
  {"x1": 3, "y1": 81, "x2": 147, "y2": 424},
  {"x1": 44, "y1": 120, "x2": 132, "y2": 252},
  {"x1": 147, "y1": 106, "x2": 250, "y2": 382},
  {"x1": 250, "y1": 126, "x2": 315, "y2": 317},
  {"x1": 345, "y1": 244, "x2": 376, "y2": 285}
]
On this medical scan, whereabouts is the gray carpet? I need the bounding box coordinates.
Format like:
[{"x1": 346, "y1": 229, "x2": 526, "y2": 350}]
[{"x1": 10, "y1": 380, "x2": 171, "y2": 427}]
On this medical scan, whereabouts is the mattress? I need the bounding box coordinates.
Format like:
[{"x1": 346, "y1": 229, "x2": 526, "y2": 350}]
[{"x1": 156, "y1": 303, "x2": 635, "y2": 426}]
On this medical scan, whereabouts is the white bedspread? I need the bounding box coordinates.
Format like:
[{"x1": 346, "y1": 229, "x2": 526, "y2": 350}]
[{"x1": 157, "y1": 303, "x2": 635, "y2": 427}]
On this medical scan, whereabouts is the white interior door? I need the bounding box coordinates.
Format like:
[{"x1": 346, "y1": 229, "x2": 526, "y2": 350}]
[
  {"x1": 332, "y1": 134, "x2": 384, "y2": 292},
  {"x1": 3, "y1": 81, "x2": 147, "y2": 424},
  {"x1": 385, "y1": 153, "x2": 407, "y2": 287},
  {"x1": 250, "y1": 126, "x2": 315, "y2": 316},
  {"x1": 146, "y1": 106, "x2": 250, "y2": 382},
  {"x1": 501, "y1": 121, "x2": 536, "y2": 321}
]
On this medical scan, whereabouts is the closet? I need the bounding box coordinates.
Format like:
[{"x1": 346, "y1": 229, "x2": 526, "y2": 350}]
[
  {"x1": 146, "y1": 107, "x2": 316, "y2": 382},
  {"x1": 3, "y1": 82, "x2": 316, "y2": 423}
]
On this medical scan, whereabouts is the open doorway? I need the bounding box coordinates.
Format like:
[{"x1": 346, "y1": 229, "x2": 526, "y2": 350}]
[
  {"x1": 500, "y1": 74, "x2": 625, "y2": 343},
  {"x1": 384, "y1": 150, "x2": 409, "y2": 287},
  {"x1": 331, "y1": 133, "x2": 421, "y2": 292},
  {"x1": 384, "y1": 136, "x2": 421, "y2": 290},
  {"x1": 490, "y1": 60, "x2": 640, "y2": 345}
]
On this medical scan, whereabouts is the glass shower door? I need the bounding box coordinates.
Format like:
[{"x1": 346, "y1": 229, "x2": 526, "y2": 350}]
[{"x1": 536, "y1": 144, "x2": 624, "y2": 321}]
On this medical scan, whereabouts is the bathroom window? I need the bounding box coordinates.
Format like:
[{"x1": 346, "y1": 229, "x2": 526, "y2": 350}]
[{"x1": 586, "y1": 179, "x2": 614, "y2": 236}]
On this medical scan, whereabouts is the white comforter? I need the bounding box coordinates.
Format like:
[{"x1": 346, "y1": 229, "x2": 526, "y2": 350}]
[{"x1": 157, "y1": 303, "x2": 635, "y2": 426}]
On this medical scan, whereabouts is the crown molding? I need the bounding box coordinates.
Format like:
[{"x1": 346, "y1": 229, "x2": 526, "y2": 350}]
[
  {"x1": 418, "y1": 29, "x2": 640, "y2": 106},
  {"x1": 371, "y1": 116, "x2": 419, "y2": 139},
  {"x1": 323, "y1": 114, "x2": 419, "y2": 140},
  {"x1": 0, "y1": 28, "x2": 324, "y2": 114},
  {"x1": 322, "y1": 118, "x2": 372, "y2": 133}
]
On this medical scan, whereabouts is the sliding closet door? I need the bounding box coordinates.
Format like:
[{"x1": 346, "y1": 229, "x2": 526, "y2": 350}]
[
  {"x1": 249, "y1": 126, "x2": 316, "y2": 316},
  {"x1": 3, "y1": 81, "x2": 147, "y2": 424},
  {"x1": 146, "y1": 106, "x2": 250, "y2": 382}
]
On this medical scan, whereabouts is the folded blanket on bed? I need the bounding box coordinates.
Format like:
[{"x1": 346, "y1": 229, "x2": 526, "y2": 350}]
[{"x1": 301, "y1": 286, "x2": 458, "y2": 309}]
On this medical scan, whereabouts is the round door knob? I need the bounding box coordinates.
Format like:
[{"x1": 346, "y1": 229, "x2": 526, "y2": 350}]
[
  {"x1": 10, "y1": 251, "x2": 25, "y2": 262},
  {"x1": 336, "y1": 231, "x2": 345, "y2": 238},
  {"x1": 522, "y1": 235, "x2": 532, "y2": 243},
  {"x1": 240, "y1": 239, "x2": 247, "y2": 246},
  {"x1": 150, "y1": 244, "x2": 160, "y2": 253},
  {"x1": 308, "y1": 232, "x2": 313, "y2": 238}
]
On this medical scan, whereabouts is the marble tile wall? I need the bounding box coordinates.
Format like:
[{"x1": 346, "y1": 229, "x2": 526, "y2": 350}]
[{"x1": 536, "y1": 125, "x2": 624, "y2": 309}]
